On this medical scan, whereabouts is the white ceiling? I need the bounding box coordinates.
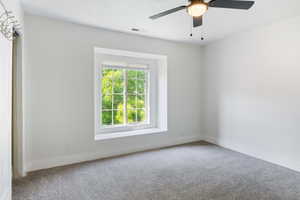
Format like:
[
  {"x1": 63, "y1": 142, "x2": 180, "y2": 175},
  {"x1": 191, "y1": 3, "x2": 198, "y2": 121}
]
[{"x1": 22, "y1": 0, "x2": 300, "y2": 45}]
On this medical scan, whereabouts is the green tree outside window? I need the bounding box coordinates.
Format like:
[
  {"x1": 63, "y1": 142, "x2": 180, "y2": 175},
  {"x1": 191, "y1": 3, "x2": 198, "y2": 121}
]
[{"x1": 101, "y1": 68, "x2": 147, "y2": 126}]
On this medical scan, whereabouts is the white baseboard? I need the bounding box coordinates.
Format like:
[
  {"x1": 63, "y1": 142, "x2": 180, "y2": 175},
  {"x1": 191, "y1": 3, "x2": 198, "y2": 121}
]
[
  {"x1": 26, "y1": 135, "x2": 202, "y2": 172},
  {"x1": 202, "y1": 135, "x2": 300, "y2": 173}
]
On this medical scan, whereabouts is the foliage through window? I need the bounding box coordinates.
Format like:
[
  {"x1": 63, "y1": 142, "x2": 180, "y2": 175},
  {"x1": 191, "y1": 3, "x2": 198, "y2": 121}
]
[{"x1": 101, "y1": 66, "x2": 149, "y2": 127}]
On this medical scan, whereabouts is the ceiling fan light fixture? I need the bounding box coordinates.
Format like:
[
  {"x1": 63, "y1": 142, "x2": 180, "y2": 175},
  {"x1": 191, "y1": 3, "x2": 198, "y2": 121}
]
[{"x1": 187, "y1": 2, "x2": 208, "y2": 17}]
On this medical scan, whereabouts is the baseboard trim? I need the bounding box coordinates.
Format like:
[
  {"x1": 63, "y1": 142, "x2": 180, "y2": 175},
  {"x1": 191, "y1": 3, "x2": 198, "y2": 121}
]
[
  {"x1": 203, "y1": 135, "x2": 300, "y2": 173},
  {"x1": 26, "y1": 135, "x2": 202, "y2": 172}
]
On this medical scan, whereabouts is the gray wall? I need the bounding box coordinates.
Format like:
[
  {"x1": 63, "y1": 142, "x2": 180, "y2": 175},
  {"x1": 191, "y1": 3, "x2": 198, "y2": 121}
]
[
  {"x1": 24, "y1": 14, "x2": 204, "y2": 171},
  {"x1": 204, "y1": 16, "x2": 300, "y2": 172}
]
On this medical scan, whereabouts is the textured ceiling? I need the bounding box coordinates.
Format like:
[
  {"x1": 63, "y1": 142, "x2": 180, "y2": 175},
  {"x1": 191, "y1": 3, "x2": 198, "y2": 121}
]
[{"x1": 22, "y1": 0, "x2": 300, "y2": 45}]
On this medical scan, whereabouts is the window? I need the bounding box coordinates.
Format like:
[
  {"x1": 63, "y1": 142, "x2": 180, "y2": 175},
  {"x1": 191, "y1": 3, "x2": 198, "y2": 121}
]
[
  {"x1": 101, "y1": 66, "x2": 149, "y2": 127},
  {"x1": 95, "y1": 48, "x2": 168, "y2": 140}
]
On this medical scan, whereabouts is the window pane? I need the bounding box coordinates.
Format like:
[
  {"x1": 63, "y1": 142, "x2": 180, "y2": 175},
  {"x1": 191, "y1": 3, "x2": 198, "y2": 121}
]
[
  {"x1": 137, "y1": 80, "x2": 145, "y2": 94},
  {"x1": 127, "y1": 79, "x2": 136, "y2": 94},
  {"x1": 112, "y1": 69, "x2": 123, "y2": 80},
  {"x1": 112, "y1": 69, "x2": 124, "y2": 93},
  {"x1": 137, "y1": 109, "x2": 146, "y2": 122},
  {"x1": 102, "y1": 69, "x2": 113, "y2": 78},
  {"x1": 127, "y1": 95, "x2": 136, "y2": 109},
  {"x1": 102, "y1": 95, "x2": 112, "y2": 109},
  {"x1": 113, "y1": 110, "x2": 124, "y2": 125},
  {"x1": 137, "y1": 95, "x2": 145, "y2": 108},
  {"x1": 113, "y1": 95, "x2": 124, "y2": 110},
  {"x1": 101, "y1": 77, "x2": 112, "y2": 94},
  {"x1": 113, "y1": 78, "x2": 124, "y2": 93},
  {"x1": 102, "y1": 111, "x2": 112, "y2": 125},
  {"x1": 137, "y1": 71, "x2": 145, "y2": 79},
  {"x1": 127, "y1": 109, "x2": 137, "y2": 123},
  {"x1": 128, "y1": 70, "x2": 137, "y2": 79}
]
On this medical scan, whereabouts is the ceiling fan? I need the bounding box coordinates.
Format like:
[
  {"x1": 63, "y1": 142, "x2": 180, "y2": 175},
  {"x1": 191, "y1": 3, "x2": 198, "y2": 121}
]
[{"x1": 149, "y1": 0, "x2": 255, "y2": 28}]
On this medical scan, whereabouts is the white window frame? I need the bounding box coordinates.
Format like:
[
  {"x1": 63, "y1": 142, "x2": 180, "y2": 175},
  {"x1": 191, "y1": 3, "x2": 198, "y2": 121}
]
[{"x1": 94, "y1": 48, "x2": 168, "y2": 140}]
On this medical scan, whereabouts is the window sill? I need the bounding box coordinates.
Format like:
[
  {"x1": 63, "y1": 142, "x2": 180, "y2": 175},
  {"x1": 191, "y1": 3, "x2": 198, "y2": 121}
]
[{"x1": 95, "y1": 128, "x2": 167, "y2": 141}]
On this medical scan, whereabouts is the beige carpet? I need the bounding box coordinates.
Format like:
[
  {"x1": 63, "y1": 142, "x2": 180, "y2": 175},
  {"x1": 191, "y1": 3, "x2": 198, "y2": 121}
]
[{"x1": 13, "y1": 142, "x2": 300, "y2": 200}]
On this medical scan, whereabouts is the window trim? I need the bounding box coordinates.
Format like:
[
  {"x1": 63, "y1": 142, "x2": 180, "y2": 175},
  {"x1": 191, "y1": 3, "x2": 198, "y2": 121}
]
[{"x1": 94, "y1": 47, "x2": 168, "y2": 140}]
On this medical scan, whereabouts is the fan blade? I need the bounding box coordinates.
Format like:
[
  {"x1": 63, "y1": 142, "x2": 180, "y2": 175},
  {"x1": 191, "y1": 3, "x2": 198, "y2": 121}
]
[
  {"x1": 149, "y1": 6, "x2": 187, "y2": 20},
  {"x1": 209, "y1": 0, "x2": 255, "y2": 10},
  {"x1": 193, "y1": 16, "x2": 203, "y2": 27}
]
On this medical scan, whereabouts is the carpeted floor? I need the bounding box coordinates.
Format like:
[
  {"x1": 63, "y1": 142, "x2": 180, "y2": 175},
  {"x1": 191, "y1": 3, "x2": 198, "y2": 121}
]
[{"x1": 13, "y1": 142, "x2": 300, "y2": 200}]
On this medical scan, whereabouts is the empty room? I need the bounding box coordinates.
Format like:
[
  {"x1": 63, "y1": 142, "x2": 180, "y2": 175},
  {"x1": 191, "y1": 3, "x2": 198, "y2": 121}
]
[{"x1": 1, "y1": 0, "x2": 300, "y2": 199}]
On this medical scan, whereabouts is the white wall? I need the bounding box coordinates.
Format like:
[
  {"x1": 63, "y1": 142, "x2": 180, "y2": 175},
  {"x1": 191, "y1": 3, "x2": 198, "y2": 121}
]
[
  {"x1": 204, "y1": 16, "x2": 300, "y2": 172},
  {"x1": 0, "y1": 31, "x2": 12, "y2": 200},
  {"x1": 0, "y1": 0, "x2": 23, "y2": 199},
  {"x1": 24, "y1": 14, "x2": 204, "y2": 171}
]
